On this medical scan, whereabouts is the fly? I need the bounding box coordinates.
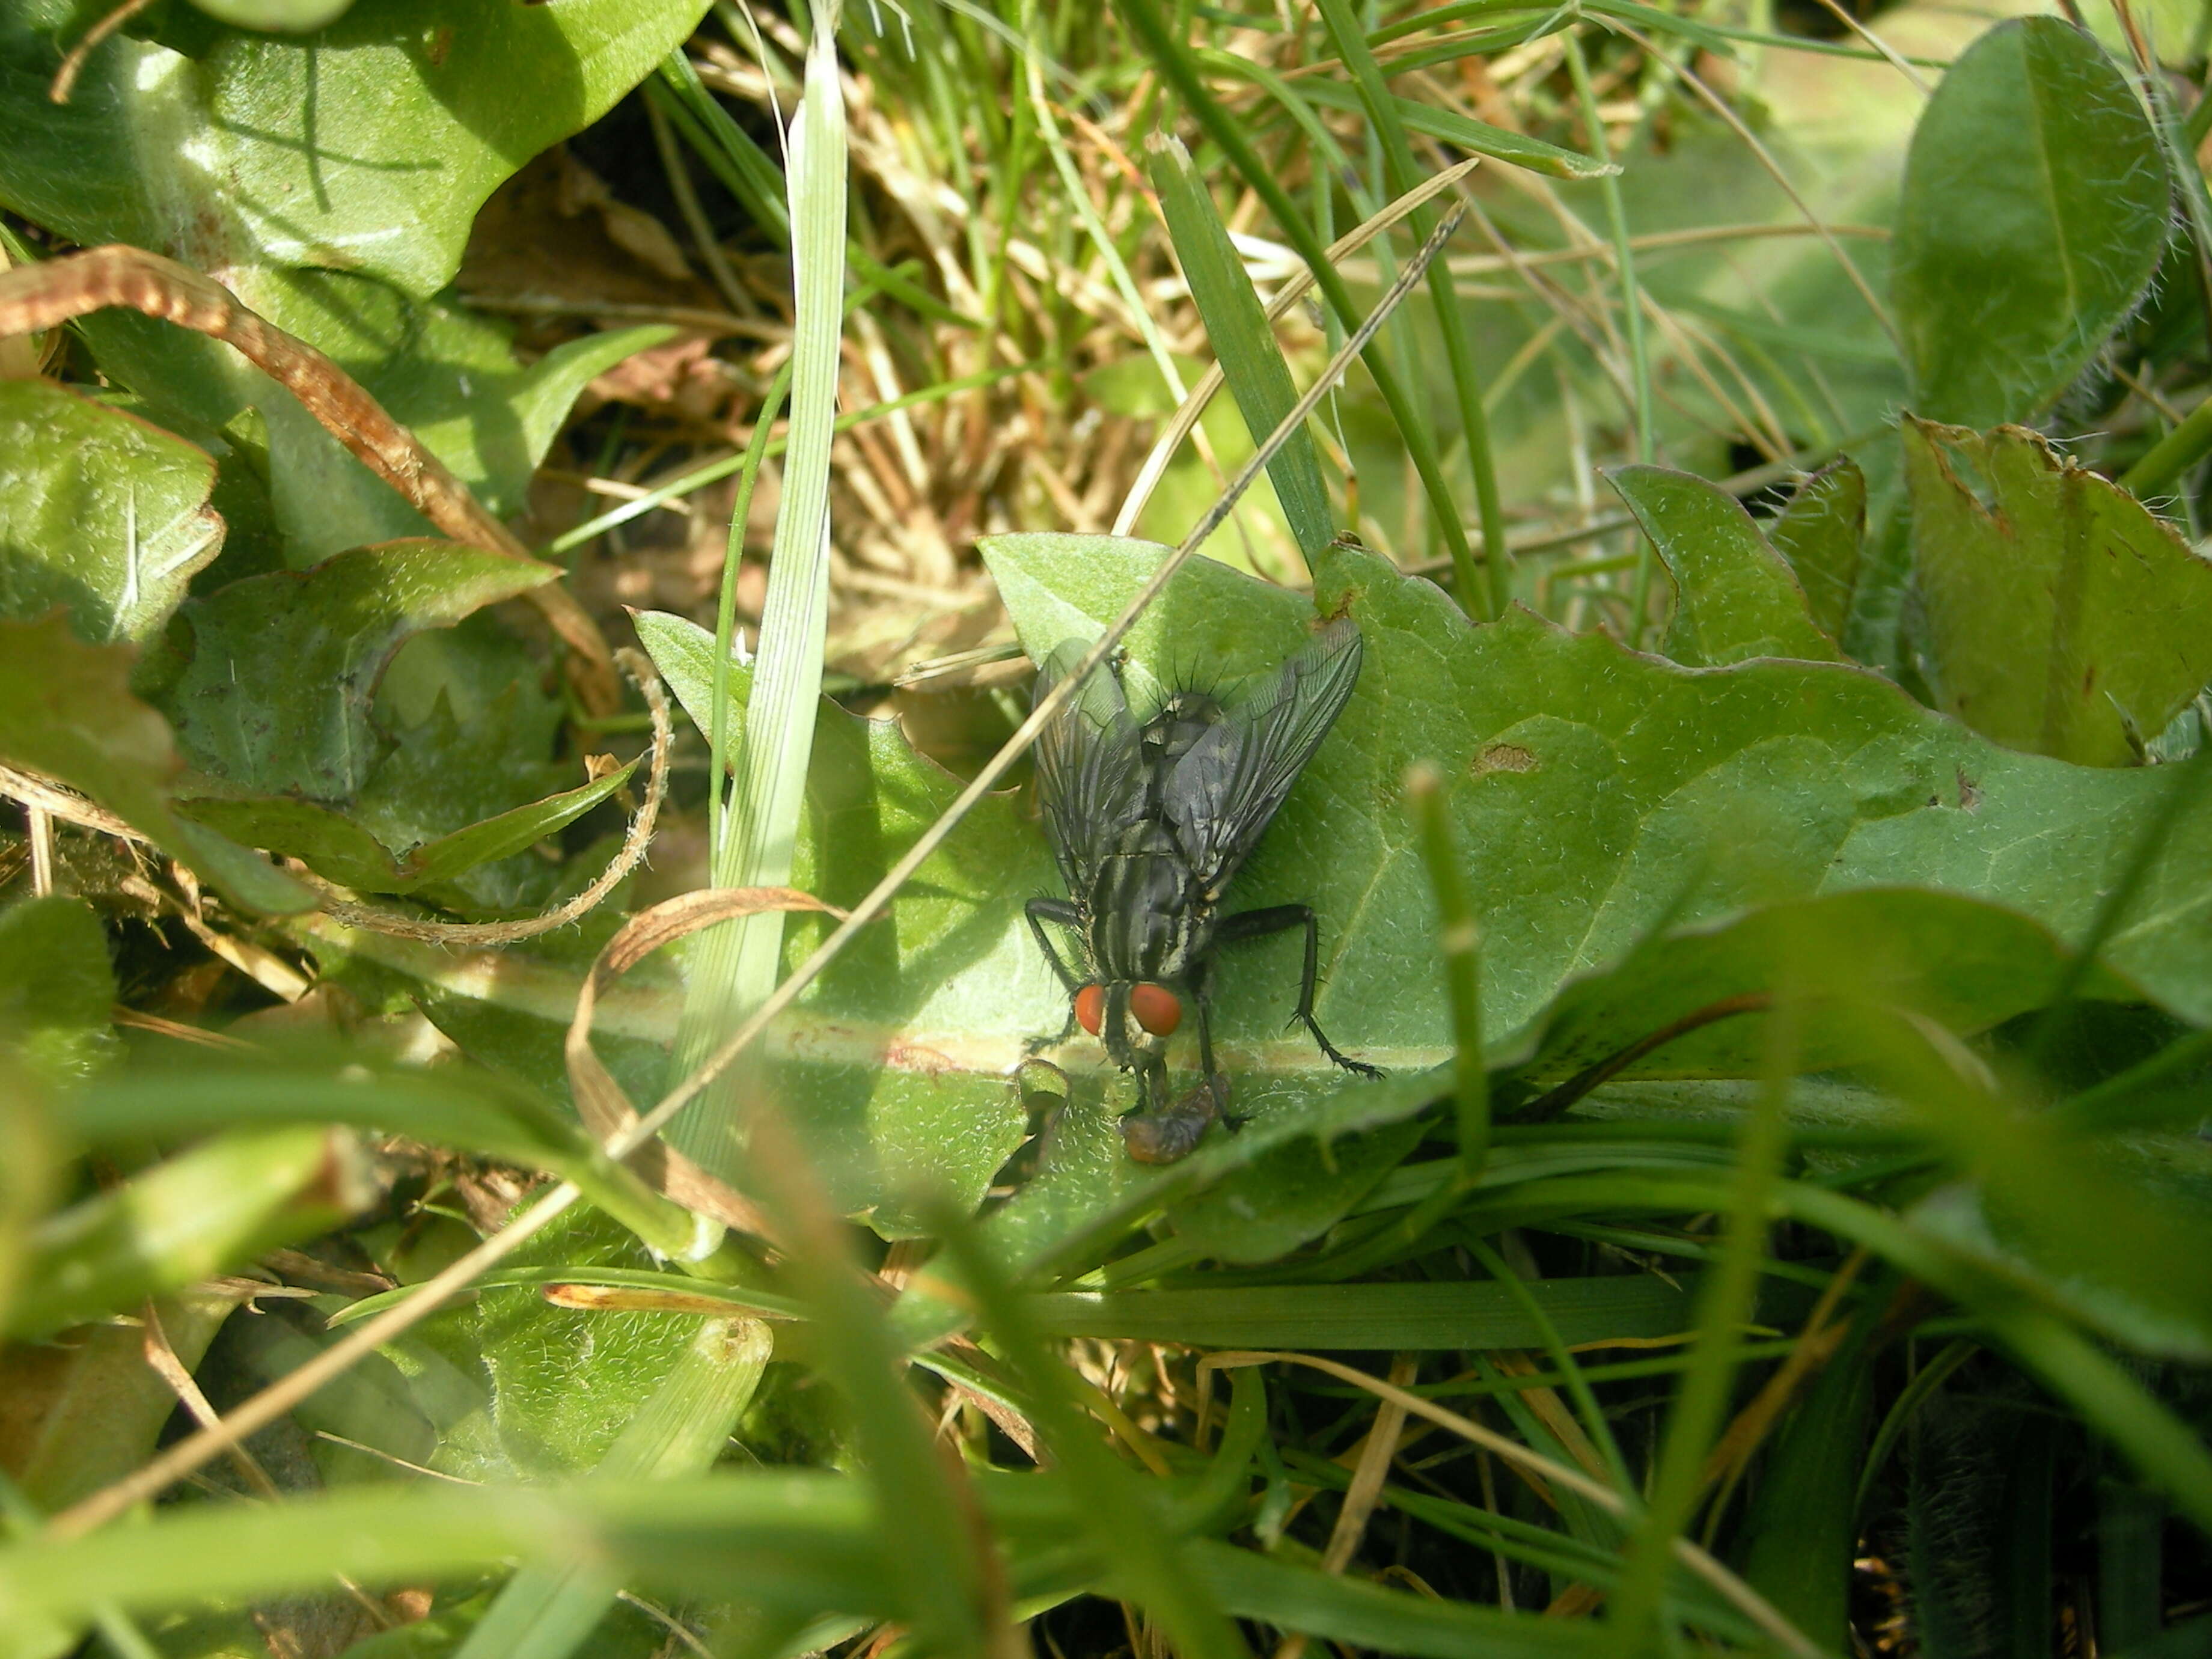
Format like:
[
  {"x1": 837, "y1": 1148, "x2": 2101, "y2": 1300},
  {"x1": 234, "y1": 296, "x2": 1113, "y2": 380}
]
[{"x1": 1025, "y1": 616, "x2": 1380, "y2": 1163}]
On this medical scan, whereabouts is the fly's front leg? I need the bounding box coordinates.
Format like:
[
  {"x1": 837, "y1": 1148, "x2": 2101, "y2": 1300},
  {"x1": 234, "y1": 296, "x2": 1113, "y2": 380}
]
[
  {"x1": 1217, "y1": 903, "x2": 1382, "y2": 1078},
  {"x1": 1024, "y1": 897, "x2": 1085, "y2": 1049}
]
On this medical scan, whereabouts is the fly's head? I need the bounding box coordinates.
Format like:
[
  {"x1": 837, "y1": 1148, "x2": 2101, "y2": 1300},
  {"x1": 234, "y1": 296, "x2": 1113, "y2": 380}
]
[{"x1": 1072, "y1": 977, "x2": 1182, "y2": 1075}]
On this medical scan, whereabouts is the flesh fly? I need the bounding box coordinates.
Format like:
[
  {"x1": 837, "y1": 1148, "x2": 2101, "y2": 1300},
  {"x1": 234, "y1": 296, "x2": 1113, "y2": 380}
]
[{"x1": 1025, "y1": 616, "x2": 1379, "y2": 1163}]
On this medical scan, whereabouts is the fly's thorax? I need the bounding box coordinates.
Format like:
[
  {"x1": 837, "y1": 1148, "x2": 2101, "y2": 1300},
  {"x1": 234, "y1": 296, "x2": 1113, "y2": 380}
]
[
  {"x1": 1141, "y1": 690, "x2": 1229, "y2": 766},
  {"x1": 1084, "y1": 837, "x2": 1211, "y2": 983}
]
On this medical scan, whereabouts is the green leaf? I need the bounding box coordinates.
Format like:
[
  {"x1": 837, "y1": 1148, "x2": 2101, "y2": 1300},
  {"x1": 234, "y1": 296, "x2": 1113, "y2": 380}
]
[
  {"x1": 177, "y1": 688, "x2": 634, "y2": 896},
  {"x1": 8, "y1": 1125, "x2": 365, "y2": 1340},
  {"x1": 453, "y1": 1315, "x2": 774, "y2": 1659},
  {"x1": 1512, "y1": 888, "x2": 2139, "y2": 1087},
  {"x1": 154, "y1": 541, "x2": 557, "y2": 800},
  {"x1": 247, "y1": 283, "x2": 673, "y2": 560},
  {"x1": 405, "y1": 1208, "x2": 738, "y2": 1482},
  {"x1": 1608, "y1": 465, "x2": 1839, "y2": 666},
  {"x1": 176, "y1": 768, "x2": 621, "y2": 896},
  {"x1": 178, "y1": 764, "x2": 628, "y2": 896},
  {"x1": 1168, "y1": 1114, "x2": 1428, "y2": 1263},
  {"x1": 0, "y1": 897, "x2": 116, "y2": 1086},
  {"x1": 0, "y1": 382, "x2": 224, "y2": 646},
  {"x1": 988, "y1": 532, "x2": 2212, "y2": 1050},
  {"x1": 1767, "y1": 459, "x2": 1866, "y2": 647},
  {"x1": 0, "y1": 0, "x2": 711, "y2": 301},
  {"x1": 1150, "y1": 136, "x2": 1334, "y2": 558},
  {"x1": 0, "y1": 613, "x2": 311, "y2": 913},
  {"x1": 1891, "y1": 16, "x2": 2168, "y2": 429},
  {"x1": 1904, "y1": 418, "x2": 2212, "y2": 766}
]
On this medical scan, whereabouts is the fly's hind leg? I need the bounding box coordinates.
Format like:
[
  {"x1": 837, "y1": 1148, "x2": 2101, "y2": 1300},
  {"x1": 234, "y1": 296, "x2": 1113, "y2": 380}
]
[
  {"x1": 1217, "y1": 903, "x2": 1382, "y2": 1079},
  {"x1": 1024, "y1": 897, "x2": 1085, "y2": 1051}
]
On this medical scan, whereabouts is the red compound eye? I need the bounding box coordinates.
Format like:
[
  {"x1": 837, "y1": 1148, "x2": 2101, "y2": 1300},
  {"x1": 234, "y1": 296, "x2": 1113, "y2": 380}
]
[
  {"x1": 1073, "y1": 983, "x2": 1105, "y2": 1036},
  {"x1": 1130, "y1": 982, "x2": 1182, "y2": 1037}
]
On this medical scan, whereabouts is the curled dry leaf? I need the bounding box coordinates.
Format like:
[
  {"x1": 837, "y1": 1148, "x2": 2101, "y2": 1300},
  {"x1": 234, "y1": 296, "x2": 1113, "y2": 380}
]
[
  {"x1": 565, "y1": 882, "x2": 848, "y2": 1240},
  {"x1": 0, "y1": 243, "x2": 621, "y2": 713}
]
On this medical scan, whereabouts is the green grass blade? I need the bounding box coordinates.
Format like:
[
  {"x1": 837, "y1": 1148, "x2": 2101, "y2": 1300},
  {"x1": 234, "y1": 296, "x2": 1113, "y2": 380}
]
[
  {"x1": 1561, "y1": 26, "x2": 1651, "y2": 475},
  {"x1": 1024, "y1": 16, "x2": 1197, "y2": 421},
  {"x1": 1607, "y1": 992, "x2": 1806, "y2": 1654},
  {"x1": 0, "y1": 1476, "x2": 886, "y2": 1632},
  {"x1": 932, "y1": 1202, "x2": 1250, "y2": 1659},
  {"x1": 11, "y1": 1126, "x2": 365, "y2": 1340},
  {"x1": 753, "y1": 1120, "x2": 992, "y2": 1657},
  {"x1": 1150, "y1": 135, "x2": 1334, "y2": 557},
  {"x1": 1187, "y1": 1539, "x2": 1607, "y2": 1659},
  {"x1": 666, "y1": 1, "x2": 851, "y2": 1177},
  {"x1": 1407, "y1": 760, "x2": 1489, "y2": 1176},
  {"x1": 708, "y1": 359, "x2": 794, "y2": 862},
  {"x1": 63, "y1": 1068, "x2": 713, "y2": 1266},
  {"x1": 1111, "y1": 0, "x2": 1485, "y2": 610},
  {"x1": 1309, "y1": 0, "x2": 1510, "y2": 617}
]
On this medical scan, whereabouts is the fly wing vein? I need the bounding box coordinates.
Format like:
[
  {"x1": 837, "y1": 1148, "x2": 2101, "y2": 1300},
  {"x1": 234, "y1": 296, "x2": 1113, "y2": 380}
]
[
  {"x1": 1164, "y1": 618, "x2": 1363, "y2": 888},
  {"x1": 1033, "y1": 640, "x2": 1147, "y2": 897}
]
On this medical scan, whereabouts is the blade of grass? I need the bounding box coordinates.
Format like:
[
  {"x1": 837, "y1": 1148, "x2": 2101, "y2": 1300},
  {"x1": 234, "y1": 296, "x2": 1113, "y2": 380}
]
[
  {"x1": 1606, "y1": 985, "x2": 1806, "y2": 1657},
  {"x1": 1407, "y1": 760, "x2": 1489, "y2": 1178},
  {"x1": 749, "y1": 1114, "x2": 994, "y2": 1657},
  {"x1": 1561, "y1": 26, "x2": 1652, "y2": 476},
  {"x1": 1309, "y1": 0, "x2": 1516, "y2": 616},
  {"x1": 1851, "y1": 1338, "x2": 1977, "y2": 1524},
  {"x1": 1462, "y1": 1238, "x2": 1630, "y2": 1489},
  {"x1": 1022, "y1": 16, "x2": 1202, "y2": 438},
  {"x1": 665, "y1": 1, "x2": 851, "y2": 1178},
  {"x1": 652, "y1": 50, "x2": 977, "y2": 331},
  {"x1": 1200, "y1": 1351, "x2": 1822, "y2": 1657},
  {"x1": 929, "y1": 1200, "x2": 1250, "y2": 1659},
  {"x1": 1116, "y1": 160, "x2": 1479, "y2": 537},
  {"x1": 1150, "y1": 134, "x2": 1334, "y2": 557},
  {"x1": 707, "y1": 359, "x2": 795, "y2": 864},
  {"x1": 1113, "y1": 0, "x2": 1491, "y2": 613},
  {"x1": 7, "y1": 1475, "x2": 891, "y2": 1630},
  {"x1": 62, "y1": 1069, "x2": 712, "y2": 1267}
]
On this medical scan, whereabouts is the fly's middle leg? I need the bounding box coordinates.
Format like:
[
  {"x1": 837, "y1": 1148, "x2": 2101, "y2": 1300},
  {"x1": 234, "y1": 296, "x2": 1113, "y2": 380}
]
[{"x1": 1218, "y1": 903, "x2": 1382, "y2": 1078}]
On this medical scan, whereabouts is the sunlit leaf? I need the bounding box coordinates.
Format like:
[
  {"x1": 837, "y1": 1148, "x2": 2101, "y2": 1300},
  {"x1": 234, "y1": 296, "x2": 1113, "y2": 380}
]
[
  {"x1": 0, "y1": 382, "x2": 224, "y2": 646},
  {"x1": 1609, "y1": 465, "x2": 1839, "y2": 665},
  {"x1": 0, "y1": 0, "x2": 712, "y2": 301},
  {"x1": 1892, "y1": 16, "x2": 2168, "y2": 429},
  {"x1": 1904, "y1": 418, "x2": 2212, "y2": 766},
  {"x1": 9, "y1": 1125, "x2": 367, "y2": 1340},
  {"x1": 151, "y1": 542, "x2": 556, "y2": 800}
]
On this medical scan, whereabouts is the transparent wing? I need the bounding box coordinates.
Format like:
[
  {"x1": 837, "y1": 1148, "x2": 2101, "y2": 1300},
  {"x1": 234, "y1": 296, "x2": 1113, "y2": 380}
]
[
  {"x1": 1032, "y1": 639, "x2": 1147, "y2": 897},
  {"x1": 1161, "y1": 617, "x2": 1364, "y2": 891}
]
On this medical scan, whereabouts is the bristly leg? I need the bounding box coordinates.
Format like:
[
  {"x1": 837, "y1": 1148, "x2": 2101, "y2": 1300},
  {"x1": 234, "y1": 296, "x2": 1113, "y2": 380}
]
[{"x1": 1216, "y1": 902, "x2": 1382, "y2": 1078}]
